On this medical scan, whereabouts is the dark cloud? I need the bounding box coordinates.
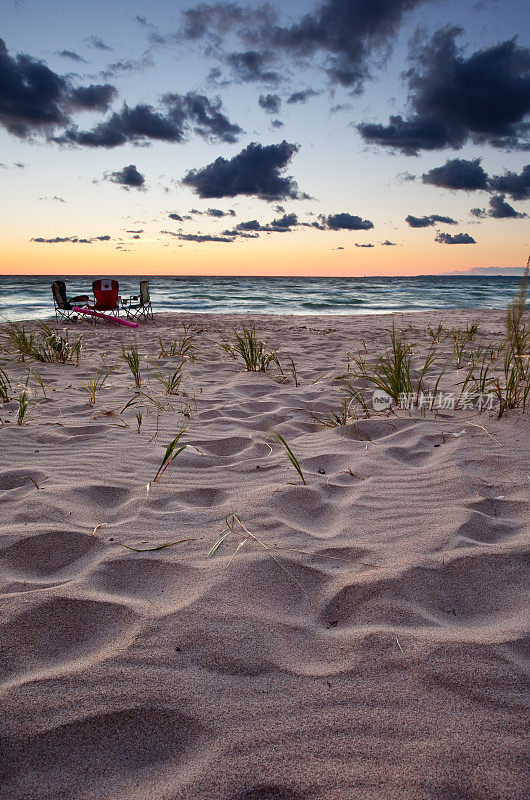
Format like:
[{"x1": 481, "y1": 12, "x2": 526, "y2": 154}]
[
  {"x1": 183, "y1": 0, "x2": 430, "y2": 92},
  {"x1": 229, "y1": 211, "x2": 299, "y2": 235},
  {"x1": 0, "y1": 38, "x2": 118, "y2": 138},
  {"x1": 396, "y1": 171, "x2": 416, "y2": 182},
  {"x1": 126, "y1": 229, "x2": 144, "y2": 233},
  {"x1": 57, "y1": 50, "x2": 87, "y2": 63},
  {"x1": 355, "y1": 242, "x2": 374, "y2": 247},
  {"x1": 60, "y1": 92, "x2": 242, "y2": 147},
  {"x1": 488, "y1": 164, "x2": 530, "y2": 200},
  {"x1": 381, "y1": 240, "x2": 398, "y2": 245},
  {"x1": 206, "y1": 207, "x2": 236, "y2": 217},
  {"x1": 434, "y1": 231, "x2": 476, "y2": 244},
  {"x1": 358, "y1": 27, "x2": 530, "y2": 154},
  {"x1": 226, "y1": 50, "x2": 280, "y2": 83},
  {"x1": 357, "y1": 115, "x2": 452, "y2": 155},
  {"x1": 31, "y1": 234, "x2": 111, "y2": 243},
  {"x1": 470, "y1": 195, "x2": 527, "y2": 219},
  {"x1": 67, "y1": 84, "x2": 117, "y2": 112},
  {"x1": 170, "y1": 92, "x2": 242, "y2": 143},
  {"x1": 422, "y1": 158, "x2": 489, "y2": 191},
  {"x1": 86, "y1": 35, "x2": 113, "y2": 52},
  {"x1": 101, "y1": 52, "x2": 153, "y2": 79},
  {"x1": 38, "y1": 195, "x2": 66, "y2": 203},
  {"x1": 182, "y1": 140, "x2": 307, "y2": 200},
  {"x1": 271, "y1": 119, "x2": 284, "y2": 128},
  {"x1": 324, "y1": 212, "x2": 374, "y2": 230},
  {"x1": 168, "y1": 212, "x2": 183, "y2": 221},
  {"x1": 405, "y1": 213, "x2": 458, "y2": 227},
  {"x1": 105, "y1": 164, "x2": 146, "y2": 190},
  {"x1": 286, "y1": 89, "x2": 318, "y2": 104},
  {"x1": 258, "y1": 94, "x2": 281, "y2": 114},
  {"x1": 163, "y1": 230, "x2": 235, "y2": 243},
  {"x1": 178, "y1": 0, "x2": 434, "y2": 93}
]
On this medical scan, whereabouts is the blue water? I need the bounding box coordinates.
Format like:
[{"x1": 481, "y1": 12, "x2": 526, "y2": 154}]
[{"x1": 0, "y1": 275, "x2": 523, "y2": 321}]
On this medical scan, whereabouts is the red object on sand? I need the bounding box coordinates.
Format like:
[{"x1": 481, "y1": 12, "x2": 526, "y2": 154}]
[{"x1": 72, "y1": 306, "x2": 139, "y2": 327}]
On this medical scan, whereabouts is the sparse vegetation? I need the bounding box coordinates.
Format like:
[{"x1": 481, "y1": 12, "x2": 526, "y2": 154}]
[
  {"x1": 153, "y1": 364, "x2": 183, "y2": 395},
  {"x1": 121, "y1": 343, "x2": 142, "y2": 387},
  {"x1": 157, "y1": 324, "x2": 195, "y2": 361},
  {"x1": 153, "y1": 428, "x2": 189, "y2": 482},
  {"x1": 84, "y1": 367, "x2": 114, "y2": 405},
  {"x1": 3, "y1": 321, "x2": 82, "y2": 364},
  {"x1": 342, "y1": 324, "x2": 443, "y2": 409},
  {"x1": 220, "y1": 324, "x2": 280, "y2": 372},
  {"x1": 17, "y1": 388, "x2": 28, "y2": 425},
  {"x1": 0, "y1": 365, "x2": 11, "y2": 402},
  {"x1": 271, "y1": 431, "x2": 306, "y2": 484}
]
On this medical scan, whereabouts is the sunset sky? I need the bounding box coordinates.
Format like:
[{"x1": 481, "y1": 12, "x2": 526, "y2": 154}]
[{"x1": 1, "y1": 0, "x2": 528, "y2": 276}]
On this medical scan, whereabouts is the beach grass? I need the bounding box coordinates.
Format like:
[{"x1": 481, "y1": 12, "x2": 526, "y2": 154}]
[
  {"x1": 271, "y1": 431, "x2": 306, "y2": 484},
  {"x1": 85, "y1": 367, "x2": 114, "y2": 405},
  {"x1": 220, "y1": 324, "x2": 279, "y2": 372},
  {"x1": 121, "y1": 343, "x2": 142, "y2": 388}
]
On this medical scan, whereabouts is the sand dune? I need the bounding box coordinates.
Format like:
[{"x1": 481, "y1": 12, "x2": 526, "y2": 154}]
[{"x1": 0, "y1": 310, "x2": 528, "y2": 799}]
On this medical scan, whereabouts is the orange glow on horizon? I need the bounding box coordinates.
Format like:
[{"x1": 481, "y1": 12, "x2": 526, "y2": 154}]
[{"x1": 1, "y1": 233, "x2": 526, "y2": 277}]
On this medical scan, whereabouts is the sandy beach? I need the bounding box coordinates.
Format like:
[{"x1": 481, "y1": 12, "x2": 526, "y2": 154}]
[{"x1": 0, "y1": 309, "x2": 528, "y2": 800}]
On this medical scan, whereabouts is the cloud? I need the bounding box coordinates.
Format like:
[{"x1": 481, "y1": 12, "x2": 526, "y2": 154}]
[
  {"x1": 434, "y1": 231, "x2": 476, "y2": 244},
  {"x1": 488, "y1": 164, "x2": 530, "y2": 200},
  {"x1": 286, "y1": 89, "x2": 318, "y2": 104},
  {"x1": 355, "y1": 242, "x2": 374, "y2": 247},
  {"x1": 470, "y1": 194, "x2": 527, "y2": 219},
  {"x1": 0, "y1": 38, "x2": 118, "y2": 138},
  {"x1": 168, "y1": 212, "x2": 183, "y2": 221},
  {"x1": 396, "y1": 171, "x2": 416, "y2": 183},
  {"x1": 228, "y1": 211, "x2": 299, "y2": 235},
  {"x1": 405, "y1": 213, "x2": 458, "y2": 227},
  {"x1": 259, "y1": 94, "x2": 281, "y2": 114},
  {"x1": 182, "y1": 140, "x2": 307, "y2": 200},
  {"x1": 226, "y1": 51, "x2": 280, "y2": 83},
  {"x1": 206, "y1": 207, "x2": 236, "y2": 217},
  {"x1": 271, "y1": 119, "x2": 284, "y2": 128},
  {"x1": 38, "y1": 195, "x2": 66, "y2": 203},
  {"x1": 162, "y1": 230, "x2": 235, "y2": 243},
  {"x1": 55, "y1": 92, "x2": 243, "y2": 148},
  {"x1": 323, "y1": 212, "x2": 373, "y2": 230},
  {"x1": 86, "y1": 35, "x2": 113, "y2": 52},
  {"x1": 67, "y1": 84, "x2": 117, "y2": 111},
  {"x1": 61, "y1": 92, "x2": 242, "y2": 147},
  {"x1": 57, "y1": 50, "x2": 87, "y2": 63},
  {"x1": 105, "y1": 164, "x2": 146, "y2": 190},
  {"x1": 101, "y1": 52, "x2": 153, "y2": 79},
  {"x1": 444, "y1": 264, "x2": 526, "y2": 275},
  {"x1": 31, "y1": 234, "x2": 111, "y2": 243},
  {"x1": 125, "y1": 229, "x2": 144, "y2": 233},
  {"x1": 358, "y1": 27, "x2": 530, "y2": 154},
  {"x1": 422, "y1": 158, "x2": 489, "y2": 191},
  {"x1": 182, "y1": 0, "x2": 430, "y2": 93},
  {"x1": 381, "y1": 240, "x2": 398, "y2": 245}
]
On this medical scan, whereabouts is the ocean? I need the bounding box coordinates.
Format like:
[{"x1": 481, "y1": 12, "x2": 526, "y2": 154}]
[{"x1": 0, "y1": 274, "x2": 523, "y2": 321}]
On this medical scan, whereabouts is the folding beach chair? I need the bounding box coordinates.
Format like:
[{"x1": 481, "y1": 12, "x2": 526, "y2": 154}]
[
  {"x1": 51, "y1": 281, "x2": 90, "y2": 322},
  {"x1": 92, "y1": 279, "x2": 120, "y2": 319},
  {"x1": 121, "y1": 280, "x2": 154, "y2": 321}
]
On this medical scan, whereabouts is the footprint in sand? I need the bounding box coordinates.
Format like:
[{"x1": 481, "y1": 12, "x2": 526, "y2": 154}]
[
  {"x1": 1, "y1": 708, "x2": 210, "y2": 799},
  {"x1": 0, "y1": 596, "x2": 138, "y2": 686},
  {"x1": 0, "y1": 470, "x2": 45, "y2": 491},
  {"x1": 0, "y1": 530, "x2": 103, "y2": 580}
]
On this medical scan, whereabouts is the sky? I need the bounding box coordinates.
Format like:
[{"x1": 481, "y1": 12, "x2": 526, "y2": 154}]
[{"x1": 0, "y1": 0, "x2": 529, "y2": 277}]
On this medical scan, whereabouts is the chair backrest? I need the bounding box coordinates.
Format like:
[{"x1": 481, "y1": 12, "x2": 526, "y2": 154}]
[
  {"x1": 139, "y1": 281, "x2": 150, "y2": 305},
  {"x1": 93, "y1": 279, "x2": 119, "y2": 311},
  {"x1": 51, "y1": 280, "x2": 69, "y2": 310}
]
